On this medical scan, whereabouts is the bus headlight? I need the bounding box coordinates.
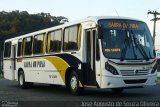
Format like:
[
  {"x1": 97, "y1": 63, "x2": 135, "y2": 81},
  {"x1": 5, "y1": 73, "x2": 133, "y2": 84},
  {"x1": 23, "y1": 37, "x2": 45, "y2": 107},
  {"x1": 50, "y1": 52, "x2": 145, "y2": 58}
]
[
  {"x1": 151, "y1": 64, "x2": 157, "y2": 74},
  {"x1": 105, "y1": 62, "x2": 119, "y2": 75}
]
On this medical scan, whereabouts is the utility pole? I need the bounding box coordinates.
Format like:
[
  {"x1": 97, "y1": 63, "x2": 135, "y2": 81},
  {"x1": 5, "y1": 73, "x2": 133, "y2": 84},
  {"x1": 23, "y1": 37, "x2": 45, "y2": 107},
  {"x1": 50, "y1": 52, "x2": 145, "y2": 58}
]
[{"x1": 147, "y1": 10, "x2": 160, "y2": 45}]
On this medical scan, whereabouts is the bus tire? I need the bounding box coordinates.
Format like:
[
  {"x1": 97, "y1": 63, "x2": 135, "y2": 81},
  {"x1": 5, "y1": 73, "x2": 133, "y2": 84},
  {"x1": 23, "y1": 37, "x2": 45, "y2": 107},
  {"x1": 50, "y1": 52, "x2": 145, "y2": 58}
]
[
  {"x1": 112, "y1": 88, "x2": 123, "y2": 94},
  {"x1": 18, "y1": 71, "x2": 33, "y2": 89},
  {"x1": 68, "y1": 71, "x2": 82, "y2": 95}
]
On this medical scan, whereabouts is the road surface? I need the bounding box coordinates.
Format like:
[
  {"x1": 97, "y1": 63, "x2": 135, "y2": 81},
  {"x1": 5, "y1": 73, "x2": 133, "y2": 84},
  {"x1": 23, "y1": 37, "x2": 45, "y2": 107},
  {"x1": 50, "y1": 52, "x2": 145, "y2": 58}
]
[{"x1": 0, "y1": 79, "x2": 160, "y2": 107}]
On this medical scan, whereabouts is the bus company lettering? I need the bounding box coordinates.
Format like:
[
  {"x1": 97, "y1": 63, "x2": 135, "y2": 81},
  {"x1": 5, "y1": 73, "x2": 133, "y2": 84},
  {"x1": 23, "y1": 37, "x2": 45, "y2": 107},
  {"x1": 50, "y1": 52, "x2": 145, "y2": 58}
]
[{"x1": 24, "y1": 61, "x2": 45, "y2": 68}]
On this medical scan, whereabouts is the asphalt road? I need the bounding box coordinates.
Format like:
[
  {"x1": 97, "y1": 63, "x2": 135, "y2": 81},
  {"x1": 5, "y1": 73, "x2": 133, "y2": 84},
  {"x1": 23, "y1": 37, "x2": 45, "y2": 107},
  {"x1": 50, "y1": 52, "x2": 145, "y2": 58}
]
[{"x1": 0, "y1": 78, "x2": 160, "y2": 107}]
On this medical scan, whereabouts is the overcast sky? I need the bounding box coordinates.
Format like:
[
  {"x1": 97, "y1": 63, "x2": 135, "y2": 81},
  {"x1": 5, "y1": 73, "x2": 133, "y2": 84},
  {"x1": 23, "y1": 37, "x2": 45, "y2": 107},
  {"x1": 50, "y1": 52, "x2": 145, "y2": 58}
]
[{"x1": 0, "y1": 0, "x2": 160, "y2": 49}]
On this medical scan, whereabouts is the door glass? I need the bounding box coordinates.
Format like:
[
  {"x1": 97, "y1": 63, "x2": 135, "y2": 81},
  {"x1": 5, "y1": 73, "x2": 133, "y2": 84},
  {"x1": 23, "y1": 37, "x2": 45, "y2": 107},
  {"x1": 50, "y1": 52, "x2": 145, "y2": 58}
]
[
  {"x1": 86, "y1": 31, "x2": 91, "y2": 66},
  {"x1": 12, "y1": 45, "x2": 16, "y2": 70},
  {"x1": 85, "y1": 30, "x2": 96, "y2": 85}
]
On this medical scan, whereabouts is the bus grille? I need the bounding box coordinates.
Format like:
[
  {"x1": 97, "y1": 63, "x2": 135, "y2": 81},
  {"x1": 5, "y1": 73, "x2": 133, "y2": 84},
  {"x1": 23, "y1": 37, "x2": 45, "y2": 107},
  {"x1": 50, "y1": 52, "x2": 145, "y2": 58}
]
[
  {"x1": 120, "y1": 70, "x2": 149, "y2": 76},
  {"x1": 124, "y1": 79, "x2": 147, "y2": 84}
]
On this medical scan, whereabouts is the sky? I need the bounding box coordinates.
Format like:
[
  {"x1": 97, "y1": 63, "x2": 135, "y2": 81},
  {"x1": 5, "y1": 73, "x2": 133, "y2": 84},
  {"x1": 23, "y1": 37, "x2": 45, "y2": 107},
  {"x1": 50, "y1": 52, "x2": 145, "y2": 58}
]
[{"x1": 0, "y1": 0, "x2": 160, "y2": 49}]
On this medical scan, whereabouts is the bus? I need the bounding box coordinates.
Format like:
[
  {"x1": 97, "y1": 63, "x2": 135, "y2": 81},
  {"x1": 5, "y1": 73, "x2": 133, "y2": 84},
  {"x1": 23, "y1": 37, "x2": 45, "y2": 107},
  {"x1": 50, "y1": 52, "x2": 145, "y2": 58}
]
[{"x1": 3, "y1": 16, "x2": 157, "y2": 95}]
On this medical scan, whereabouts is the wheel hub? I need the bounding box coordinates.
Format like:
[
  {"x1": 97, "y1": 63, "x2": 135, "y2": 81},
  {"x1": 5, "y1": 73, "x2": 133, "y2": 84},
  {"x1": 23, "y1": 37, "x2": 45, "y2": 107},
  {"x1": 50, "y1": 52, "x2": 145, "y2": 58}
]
[
  {"x1": 19, "y1": 75, "x2": 23, "y2": 86},
  {"x1": 70, "y1": 76, "x2": 77, "y2": 90}
]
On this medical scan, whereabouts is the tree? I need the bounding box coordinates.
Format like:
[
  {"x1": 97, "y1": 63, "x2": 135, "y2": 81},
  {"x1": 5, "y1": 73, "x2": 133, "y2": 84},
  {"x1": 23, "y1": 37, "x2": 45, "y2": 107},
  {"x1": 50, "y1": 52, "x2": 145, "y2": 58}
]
[
  {"x1": 0, "y1": 10, "x2": 68, "y2": 41},
  {"x1": 0, "y1": 10, "x2": 68, "y2": 76}
]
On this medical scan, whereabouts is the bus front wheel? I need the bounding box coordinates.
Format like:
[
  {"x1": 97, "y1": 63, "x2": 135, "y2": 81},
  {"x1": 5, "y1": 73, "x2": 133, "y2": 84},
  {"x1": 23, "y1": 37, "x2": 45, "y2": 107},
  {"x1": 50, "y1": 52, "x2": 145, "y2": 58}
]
[{"x1": 68, "y1": 71, "x2": 82, "y2": 95}]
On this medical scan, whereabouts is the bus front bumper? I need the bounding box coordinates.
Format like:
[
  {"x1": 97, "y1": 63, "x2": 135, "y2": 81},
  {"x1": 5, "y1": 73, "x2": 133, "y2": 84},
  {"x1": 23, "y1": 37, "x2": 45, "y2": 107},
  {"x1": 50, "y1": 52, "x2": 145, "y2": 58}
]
[{"x1": 100, "y1": 74, "x2": 157, "y2": 88}]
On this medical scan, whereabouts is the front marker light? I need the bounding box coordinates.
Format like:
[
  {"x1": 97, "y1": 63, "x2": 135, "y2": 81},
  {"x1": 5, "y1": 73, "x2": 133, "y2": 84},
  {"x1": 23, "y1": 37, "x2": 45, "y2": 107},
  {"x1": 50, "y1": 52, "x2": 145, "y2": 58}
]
[{"x1": 105, "y1": 62, "x2": 119, "y2": 75}]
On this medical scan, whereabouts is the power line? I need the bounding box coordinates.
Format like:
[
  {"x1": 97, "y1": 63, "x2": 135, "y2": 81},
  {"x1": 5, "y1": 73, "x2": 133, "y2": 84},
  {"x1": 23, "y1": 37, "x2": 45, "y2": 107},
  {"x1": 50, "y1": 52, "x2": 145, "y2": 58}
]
[{"x1": 147, "y1": 10, "x2": 160, "y2": 45}]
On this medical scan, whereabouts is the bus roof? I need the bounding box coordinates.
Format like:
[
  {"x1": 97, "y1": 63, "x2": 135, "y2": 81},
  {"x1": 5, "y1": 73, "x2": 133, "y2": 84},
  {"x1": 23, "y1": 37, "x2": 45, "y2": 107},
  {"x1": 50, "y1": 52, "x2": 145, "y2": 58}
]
[{"x1": 5, "y1": 16, "x2": 143, "y2": 42}]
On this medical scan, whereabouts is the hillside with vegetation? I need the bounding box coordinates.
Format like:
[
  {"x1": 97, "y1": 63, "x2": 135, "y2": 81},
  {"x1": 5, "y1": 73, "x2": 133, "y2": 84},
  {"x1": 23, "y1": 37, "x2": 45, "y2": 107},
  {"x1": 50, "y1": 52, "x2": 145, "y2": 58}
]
[
  {"x1": 0, "y1": 10, "x2": 67, "y2": 40},
  {"x1": 0, "y1": 10, "x2": 68, "y2": 76}
]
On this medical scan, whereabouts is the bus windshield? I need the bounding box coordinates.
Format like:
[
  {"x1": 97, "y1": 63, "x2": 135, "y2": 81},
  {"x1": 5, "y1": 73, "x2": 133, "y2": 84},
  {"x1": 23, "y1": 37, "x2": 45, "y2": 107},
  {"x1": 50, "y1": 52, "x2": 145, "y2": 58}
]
[{"x1": 98, "y1": 19, "x2": 155, "y2": 60}]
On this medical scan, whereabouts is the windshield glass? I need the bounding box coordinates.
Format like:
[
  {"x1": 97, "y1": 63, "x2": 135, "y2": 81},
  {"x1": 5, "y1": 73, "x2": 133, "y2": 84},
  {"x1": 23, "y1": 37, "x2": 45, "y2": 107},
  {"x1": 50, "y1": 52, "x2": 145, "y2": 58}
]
[{"x1": 98, "y1": 19, "x2": 155, "y2": 60}]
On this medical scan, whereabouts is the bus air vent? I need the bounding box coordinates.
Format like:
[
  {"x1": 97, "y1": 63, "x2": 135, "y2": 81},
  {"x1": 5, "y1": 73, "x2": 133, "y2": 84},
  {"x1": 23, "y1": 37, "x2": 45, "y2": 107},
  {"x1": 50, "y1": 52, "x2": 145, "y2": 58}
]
[
  {"x1": 120, "y1": 70, "x2": 149, "y2": 76},
  {"x1": 124, "y1": 79, "x2": 147, "y2": 84}
]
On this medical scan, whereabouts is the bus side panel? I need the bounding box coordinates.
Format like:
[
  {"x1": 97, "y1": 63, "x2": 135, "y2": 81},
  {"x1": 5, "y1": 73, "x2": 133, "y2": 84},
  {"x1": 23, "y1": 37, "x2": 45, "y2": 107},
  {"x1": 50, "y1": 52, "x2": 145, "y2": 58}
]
[{"x1": 18, "y1": 57, "x2": 66, "y2": 85}]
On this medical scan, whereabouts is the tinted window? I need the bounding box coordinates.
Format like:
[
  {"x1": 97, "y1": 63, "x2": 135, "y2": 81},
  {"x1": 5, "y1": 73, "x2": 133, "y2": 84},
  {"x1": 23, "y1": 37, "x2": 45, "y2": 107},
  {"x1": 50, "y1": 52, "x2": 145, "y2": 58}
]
[
  {"x1": 47, "y1": 30, "x2": 62, "y2": 53},
  {"x1": 23, "y1": 37, "x2": 33, "y2": 56},
  {"x1": 63, "y1": 25, "x2": 81, "y2": 51},
  {"x1": 33, "y1": 34, "x2": 44, "y2": 54},
  {"x1": 17, "y1": 39, "x2": 22, "y2": 57},
  {"x1": 4, "y1": 42, "x2": 11, "y2": 58}
]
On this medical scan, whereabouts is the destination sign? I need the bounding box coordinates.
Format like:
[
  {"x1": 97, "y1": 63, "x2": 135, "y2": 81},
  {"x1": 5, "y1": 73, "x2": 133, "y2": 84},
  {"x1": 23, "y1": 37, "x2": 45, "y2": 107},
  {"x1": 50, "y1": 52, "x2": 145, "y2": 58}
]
[{"x1": 108, "y1": 22, "x2": 139, "y2": 29}]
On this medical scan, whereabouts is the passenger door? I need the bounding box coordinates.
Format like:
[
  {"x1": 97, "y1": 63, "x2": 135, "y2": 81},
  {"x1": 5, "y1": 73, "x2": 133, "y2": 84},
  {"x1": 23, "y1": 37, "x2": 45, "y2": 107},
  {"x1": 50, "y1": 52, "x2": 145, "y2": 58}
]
[
  {"x1": 3, "y1": 42, "x2": 16, "y2": 80},
  {"x1": 11, "y1": 45, "x2": 16, "y2": 80},
  {"x1": 84, "y1": 29, "x2": 97, "y2": 85}
]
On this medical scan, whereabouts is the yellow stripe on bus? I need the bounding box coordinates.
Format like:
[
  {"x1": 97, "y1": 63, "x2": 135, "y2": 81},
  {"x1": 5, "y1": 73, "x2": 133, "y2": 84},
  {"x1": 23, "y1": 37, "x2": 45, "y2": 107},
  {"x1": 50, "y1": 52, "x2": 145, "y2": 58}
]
[
  {"x1": 47, "y1": 32, "x2": 51, "y2": 53},
  {"x1": 45, "y1": 56, "x2": 69, "y2": 83},
  {"x1": 77, "y1": 25, "x2": 82, "y2": 49}
]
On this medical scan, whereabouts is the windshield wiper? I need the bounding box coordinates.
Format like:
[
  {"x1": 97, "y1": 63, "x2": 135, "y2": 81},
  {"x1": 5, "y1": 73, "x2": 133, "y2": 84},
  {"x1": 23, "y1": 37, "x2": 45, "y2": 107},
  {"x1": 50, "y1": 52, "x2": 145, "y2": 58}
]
[
  {"x1": 127, "y1": 30, "x2": 138, "y2": 60},
  {"x1": 120, "y1": 30, "x2": 130, "y2": 61},
  {"x1": 130, "y1": 30, "x2": 149, "y2": 61}
]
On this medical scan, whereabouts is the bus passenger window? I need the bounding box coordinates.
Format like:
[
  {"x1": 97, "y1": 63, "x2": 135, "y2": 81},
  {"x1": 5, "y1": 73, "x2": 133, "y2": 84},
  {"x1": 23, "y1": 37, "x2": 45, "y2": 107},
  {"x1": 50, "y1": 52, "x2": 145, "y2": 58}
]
[
  {"x1": 4, "y1": 42, "x2": 11, "y2": 58},
  {"x1": 63, "y1": 24, "x2": 81, "y2": 51},
  {"x1": 17, "y1": 39, "x2": 22, "y2": 57},
  {"x1": 33, "y1": 34, "x2": 44, "y2": 54},
  {"x1": 63, "y1": 28, "x2": 69, "y2": 50},
  {"x1": 47, "y1": 30, "x2": 62, "y2": 53},
  {"x1": 23, "y1": 37, "x2": 33, "y2": 56}
]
